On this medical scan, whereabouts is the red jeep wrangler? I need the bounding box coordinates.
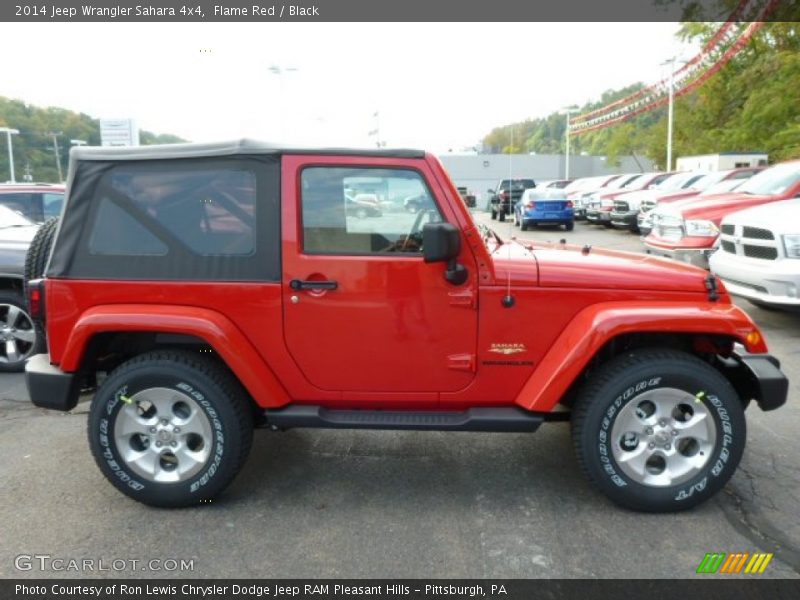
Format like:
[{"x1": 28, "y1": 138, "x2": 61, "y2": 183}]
[{"x1": 25, "y1": 141, "x2": 788, "y2": 511}]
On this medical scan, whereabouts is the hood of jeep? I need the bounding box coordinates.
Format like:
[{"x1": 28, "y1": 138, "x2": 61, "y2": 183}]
[{"x1": 491, "y1": 239, "x2": 707, "y2": 292}]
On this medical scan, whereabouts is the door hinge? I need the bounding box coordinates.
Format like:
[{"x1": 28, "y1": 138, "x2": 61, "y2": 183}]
[
  {"x1": 448, "y1": 288, "x2": 476, "y2": 308},
  {"x1": 448, "y1": 353, "x2": 476, "y2": 372}
]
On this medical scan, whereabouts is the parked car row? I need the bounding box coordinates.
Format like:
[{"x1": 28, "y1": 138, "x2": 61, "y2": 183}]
[
  {"x1": 0, "y1": 184, "x2": 65, "y2": 372},
  {"x1": 536, "y1": 161, "x2": 799, "y2": 311}
]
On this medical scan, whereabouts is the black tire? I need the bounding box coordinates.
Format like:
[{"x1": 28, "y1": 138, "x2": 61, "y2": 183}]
[
  {"x1": 520, "y1": 220, "x2": 528, "y2": 231},
  {"x1": 603, "y1": 221, "x2": 614, "y2": 228},
  {"x1": 23, "y1": 217, "x2": 59, "y2": 348},
  {"x1": 0, "y1": 291, "x2": 43, "y2": 372},
  {"x1": 23, "y1": 217, "x2": 59, "y2": 297},
  {"x1": 571, "y1": 348, "x2": 746, "y2": 512},
  {"x1": 565, "y1": 221, "x2": 575, "y2": 231},
  {"x1": 490, "y1": 209, "x2": 497, "y2": 220},
  {"x1": 88, "y1": 350, "x2": 253, "y2": 508},
  {"x1": 498, "y1": 212, "x2": 506, "y2": 222}
]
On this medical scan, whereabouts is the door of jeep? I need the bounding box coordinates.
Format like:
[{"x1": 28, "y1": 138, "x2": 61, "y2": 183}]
[{"x1": 281, "y1": 155, "x2": 478, "y2": 395}]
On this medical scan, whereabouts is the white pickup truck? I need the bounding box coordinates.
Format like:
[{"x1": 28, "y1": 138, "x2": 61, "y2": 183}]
[{"x1": 710, "y1": 198, "x2": 800, "y2": 310}]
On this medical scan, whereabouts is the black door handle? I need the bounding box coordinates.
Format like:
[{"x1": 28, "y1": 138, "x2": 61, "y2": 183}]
[{"x1": 289, "y1": 279, "x2": 338, "y2": 291}]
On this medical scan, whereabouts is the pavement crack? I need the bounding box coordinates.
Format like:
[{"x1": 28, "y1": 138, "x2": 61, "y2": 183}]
[{"x1": 717, "y1": 471, "x2": 800, "y2": 575}]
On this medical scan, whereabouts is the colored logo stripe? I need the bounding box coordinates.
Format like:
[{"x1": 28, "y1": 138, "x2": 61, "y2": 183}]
[{"x1": 697, "y1": 552, "x2": 773, "y2": 574}]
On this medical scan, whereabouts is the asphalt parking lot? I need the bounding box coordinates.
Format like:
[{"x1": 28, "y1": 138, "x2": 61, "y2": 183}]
[{"x1": 1, "y1": 212, "x2": 798, "y2": 579}]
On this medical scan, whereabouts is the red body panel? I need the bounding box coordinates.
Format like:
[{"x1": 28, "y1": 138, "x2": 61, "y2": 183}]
[{"x1": 44, "y1": 154, "x2": 770, "y2": 412}]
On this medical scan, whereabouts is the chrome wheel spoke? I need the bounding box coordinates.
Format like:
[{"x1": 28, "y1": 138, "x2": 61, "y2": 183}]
[
  {"x1": 4, "y1": 305, "x2": 20, "y2": 327},
  {"x1": 116, "y1": 404, "x2": 153, "y2": 437},
  {"x1": 616, "y1": 443, "x2": 650, "y2": 476},
  {"x1": 675, "y1": 412, "x2": 713, "y2": 444},
  {"x1": 4, "y1": 340, "x2": 20, "y2": 363},
  {"x1": 11, "y1": 328, "x2": 36, "y2": 343}
]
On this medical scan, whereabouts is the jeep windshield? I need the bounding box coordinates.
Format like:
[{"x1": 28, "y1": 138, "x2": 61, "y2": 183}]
[{"x1": 500, "y1": 179, "x2": 535, "y2": 190}]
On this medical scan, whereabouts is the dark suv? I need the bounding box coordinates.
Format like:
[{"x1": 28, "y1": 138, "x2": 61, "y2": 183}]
[{"x1": 488, "y1": 179, "x2": 535, "y2": 221}]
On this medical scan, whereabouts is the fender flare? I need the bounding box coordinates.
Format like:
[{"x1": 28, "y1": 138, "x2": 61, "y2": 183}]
[
  {"x1": 59, "y1": 304, "x2": 290, "y2": 408},
  {"x1": 517, "y1": 301, "x2": 766, "y2": 412}
]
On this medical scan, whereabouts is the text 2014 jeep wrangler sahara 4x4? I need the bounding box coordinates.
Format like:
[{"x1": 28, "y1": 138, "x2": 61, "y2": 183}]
[{"x1": 25, "y1": 140, "x2": 788, "y2": 511}]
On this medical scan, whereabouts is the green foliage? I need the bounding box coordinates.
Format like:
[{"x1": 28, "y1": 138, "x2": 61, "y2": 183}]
[
  {"x1": 0, "y1": 96, "x2": 186, "y2": 183},
  {"x1": 483, "y1": 22, "x2": 800, "y2": 167}
]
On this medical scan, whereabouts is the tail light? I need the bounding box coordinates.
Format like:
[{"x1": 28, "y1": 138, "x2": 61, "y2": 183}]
[
  {"x1": 566, "y1": 201, "x2": 574, "y2": 208},
  {"x1": 500, "y1": 191, "x2": 509, "y2": 200},
  {"x1": 526, "y1": 201, "x2": 536, "y2": 209},
  {"x1": 27, "y1": 279, "x2": 45, "y2": 322}
]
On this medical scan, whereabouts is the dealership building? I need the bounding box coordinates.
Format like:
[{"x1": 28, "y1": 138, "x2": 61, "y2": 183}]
[{"x1": 438, "y1": 153, "x2": 655, "y2": 208}]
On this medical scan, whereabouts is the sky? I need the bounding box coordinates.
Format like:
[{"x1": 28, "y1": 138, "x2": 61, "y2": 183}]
[{"x1": 0, "y1": 22, "x2": 696, "y2": 153}]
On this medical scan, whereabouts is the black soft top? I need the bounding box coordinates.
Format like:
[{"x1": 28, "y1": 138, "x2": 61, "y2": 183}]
[{"x1": 70, "y1": 139, "x2": 426, "y2": 162}]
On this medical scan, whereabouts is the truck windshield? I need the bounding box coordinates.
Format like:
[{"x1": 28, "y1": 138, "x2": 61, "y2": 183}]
[{"x1": 736, "y1": 162, "x2": 800, "y2": 196}]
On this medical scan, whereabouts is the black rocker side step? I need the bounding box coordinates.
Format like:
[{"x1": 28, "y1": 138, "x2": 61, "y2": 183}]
[{"x1": 264, "y1": 405, "x2": 543, "y2": 432}]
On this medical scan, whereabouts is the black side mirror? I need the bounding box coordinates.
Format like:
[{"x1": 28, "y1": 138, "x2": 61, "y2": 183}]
[
  {"x1": 423, "y1": 223, "x2": 460, "y2": 263},
  {"x1": 422, "y1": 223, "x2": 468, "y2": 285}
]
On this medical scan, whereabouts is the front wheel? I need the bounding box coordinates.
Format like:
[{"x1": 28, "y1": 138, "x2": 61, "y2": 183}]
[
  {"x1": 571, "y1": 348, "x2": 745, "y2": 512},
  {"x1": 88, "y1": 350, "x2": 253, "y2": 507}
]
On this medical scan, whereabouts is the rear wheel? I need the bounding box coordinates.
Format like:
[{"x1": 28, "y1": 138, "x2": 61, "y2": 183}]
[
  {"x1": 520, "y1": 220, "x2": 529, "y2": 231},
  {"x1": 88, "y1": 350, "x2": 253, "y2": 507},
  {"x1": 565, "y1": 221, "x2": 575, "y2": 231},
  {"x1": 571, "y1": 348, "x2": 745, "y2": 512},
  {"x1": 490, "y1": 209, "x2": 497, "y2": 220},
  {"x1": 0, "y1": 291, "x2": 42, "y2": 372}
]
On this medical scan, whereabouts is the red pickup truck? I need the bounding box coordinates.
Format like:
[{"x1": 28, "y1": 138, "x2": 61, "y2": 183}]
[
  {"x1": 24, "y1": 141, "x2": 787, "y2": 512},
  {"x1": 644, "y1": 161, "x2": 800, "y2": 268}
]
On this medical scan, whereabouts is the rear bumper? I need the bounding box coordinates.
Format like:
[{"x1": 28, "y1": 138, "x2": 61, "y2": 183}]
[
  {"x1": 25, "y1": 353, "x2": 81, "y2": 412},
  {"x1": 586, "y1": 209, "x2": 611, "y2": 223},
  {"x1": 725, "y1": 350, "x2": 789, "y2": 412},
  {"x1": 521, "y1": 209, "x2": 574, "y2": 223}
]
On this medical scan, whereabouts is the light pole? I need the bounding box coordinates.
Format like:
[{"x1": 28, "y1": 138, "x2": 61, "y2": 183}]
[
  {"x1": 47, "y1": 132, "x2": 64, "y2": 183},
  {"x1": 0, "y1": 127, "x2": 20, "y2": 183},
  {"x1": 559, "y1": 106, "x2": 579, "y2": 180},
  {"x1": 268, "y1": 65, "x2": 299, "y2": 141},
  {"x1": 661, "y1": 57, "x2": 686, "y2": 171}
]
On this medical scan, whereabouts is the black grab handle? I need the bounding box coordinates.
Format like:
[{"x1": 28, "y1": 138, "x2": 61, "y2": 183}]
[{"x1": 289, "y1": 279, "x2": 338, "y2": 291}]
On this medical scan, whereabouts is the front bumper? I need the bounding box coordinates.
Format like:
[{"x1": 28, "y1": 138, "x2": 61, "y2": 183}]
[
  {"x1": 610, "y1": 210, "x2": 638, "y2": 229},
  {"x1": 25, "y1": 353, "x2": 81, "y2": 411},
  {"x1": 586, "y1": 209, "x2": 611, "y2": 223},
  {"x1": 643, "y1": 241, "x2": 714, "y2": 269},
  {"x1": 709, "y1": 250, "x2": 800, "y2": 307},
  {"x1": 724, "y1": 350, "x2": 789, "y2": 412}
]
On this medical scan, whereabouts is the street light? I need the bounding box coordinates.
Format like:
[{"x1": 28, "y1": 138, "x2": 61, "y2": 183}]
[
  {"x1": 661, "y1": 57, "x2": 687, "y2": 171},
  {"x1": 559, "y1": 106, "x2": 579, "y2": 180},
  {"x1": 268, "y1": 65, "x2": 299, "y2": 140},
  {"x1": 0, "y1": 127, "x2": 20, "y2": 183}
]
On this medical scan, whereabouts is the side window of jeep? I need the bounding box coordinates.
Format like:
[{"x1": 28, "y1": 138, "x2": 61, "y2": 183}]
[
  {"x1": 300, "y1": 167, "x2": 443, "y2": 254},
  {"x1": 89, "y1": 167, "x2": 257, "y2": 256}
]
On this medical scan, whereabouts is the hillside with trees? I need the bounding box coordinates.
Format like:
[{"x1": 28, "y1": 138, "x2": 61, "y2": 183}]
[
  {"x1": 0, "y1": 96, "x2": 186, "y2": 183},
  {"x1": 483, "y1": 22, "x2": 800, "y2": 167}
]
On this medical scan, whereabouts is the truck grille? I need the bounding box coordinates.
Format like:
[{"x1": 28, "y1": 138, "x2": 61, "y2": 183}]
[
  {"x1": 641, "y1": 199, "x2": 657, "y2": 212},
  {"x1": 742, "y1": 226, "x2": 774, "y2": 240},
  {"x1": 743, "y1": 245, "x2": 778, "y2": 260},
  {"x1": 718, "y1": 222, "x2": 779, "y2": 261},
  {"x1": 613, "y1": 200, "x2": 629, "y2": 212}
]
